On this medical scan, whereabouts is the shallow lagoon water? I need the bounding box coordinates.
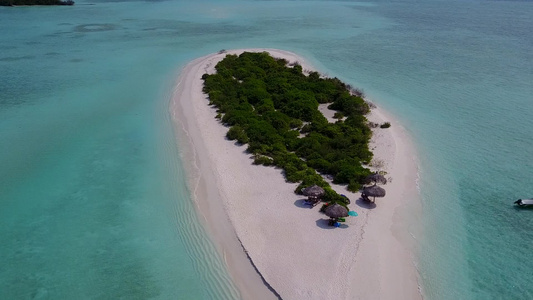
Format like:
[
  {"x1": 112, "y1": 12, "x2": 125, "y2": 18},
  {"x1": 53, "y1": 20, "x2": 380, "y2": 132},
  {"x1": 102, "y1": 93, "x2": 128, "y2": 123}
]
[{"x1": 1, "y1": 1, "x2": 532, "y2": 299}]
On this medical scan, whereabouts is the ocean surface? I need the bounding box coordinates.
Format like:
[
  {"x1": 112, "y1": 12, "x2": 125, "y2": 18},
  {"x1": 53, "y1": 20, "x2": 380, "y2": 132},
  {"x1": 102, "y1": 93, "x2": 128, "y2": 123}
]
[{"x1": 1, "y1": 0, "x2": 531, "y2": 299}]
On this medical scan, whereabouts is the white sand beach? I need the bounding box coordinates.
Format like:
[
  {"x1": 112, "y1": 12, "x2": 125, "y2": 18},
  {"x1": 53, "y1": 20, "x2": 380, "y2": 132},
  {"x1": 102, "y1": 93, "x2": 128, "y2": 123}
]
[{"x1": 171, "y1": 49, "x2": 423, "y2": 300}]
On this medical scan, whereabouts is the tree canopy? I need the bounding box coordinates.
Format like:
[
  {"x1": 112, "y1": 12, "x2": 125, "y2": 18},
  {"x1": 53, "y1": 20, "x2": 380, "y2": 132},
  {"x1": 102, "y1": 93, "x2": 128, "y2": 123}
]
[
  {"x1": 0, "y1": 0, "x2": 74, "y2": 6},
  {"x1": 202, "y1": 52, "x2": 373, "y2": 202}
]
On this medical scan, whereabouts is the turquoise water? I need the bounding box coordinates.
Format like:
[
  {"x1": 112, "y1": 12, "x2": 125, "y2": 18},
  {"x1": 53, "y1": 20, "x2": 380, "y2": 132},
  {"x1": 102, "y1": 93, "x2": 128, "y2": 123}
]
[{"x1": 1, "y1": 1, "x2": 531, "y2": 299}]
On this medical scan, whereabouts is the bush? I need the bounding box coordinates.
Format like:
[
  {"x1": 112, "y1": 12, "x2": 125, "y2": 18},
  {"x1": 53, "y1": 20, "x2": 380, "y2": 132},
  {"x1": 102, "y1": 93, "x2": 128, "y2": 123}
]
[
  {"x1": 322, "y1": 188, "x2": 345, "y2": 203},
  {"x1": 284, "y1": 165, "x2": 304, "y2": 183},
  {"x1": 380, "y1": 122, "x2": 391, "y2": 128},
  {"x1": 289, "y1": 118, "x2": 303, "y2": 129},
  {"x1": 351, "y1": 88, "x2": 365, "y2": 98},
  {"x1": 333, "y1": 112, "x2": 344, "y2": 120},
  {"x1": 339, "y1": 195, "x2": 351, "y2": 205},
  {"x1": 253, "y1": 155, "x2": 274, "y2": 166},
  {"x1": 246, "y1": 142, "x2": 271, "y2": 154},
  {"x1": 226, "y1": 125, "x2": 249, "y2": 144},
  {"x1": 307, "y1": 158, "x2": 331, "y2": 173},
  {"x1": 300, "y1": 124, "x2": 312, "y2": 133},
  {"x1": 347, "y1": 180, "x2": 361, "y2": 192}
]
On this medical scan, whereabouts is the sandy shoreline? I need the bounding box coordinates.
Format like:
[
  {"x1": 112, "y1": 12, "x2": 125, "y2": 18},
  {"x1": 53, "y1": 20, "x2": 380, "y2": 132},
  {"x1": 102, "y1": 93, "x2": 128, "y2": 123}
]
[{"x1": 171, "y1": 49, "x2": 423, "y2": 299}]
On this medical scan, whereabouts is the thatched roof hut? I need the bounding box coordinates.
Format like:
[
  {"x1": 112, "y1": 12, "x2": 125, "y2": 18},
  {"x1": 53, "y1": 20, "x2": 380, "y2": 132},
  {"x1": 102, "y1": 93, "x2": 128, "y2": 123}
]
[
  {"x1": 301, "y1": 185, "x2": 325, "y2": 198},
  {"x1": 363, "y1": 185, "x2": 386, "y2": 201},
  {"x1": 364, "y1": 173, "x2": 387, "y2": 185},
  {"x1": 324, "y1": 203, "x2": 349, "y2": 218}
]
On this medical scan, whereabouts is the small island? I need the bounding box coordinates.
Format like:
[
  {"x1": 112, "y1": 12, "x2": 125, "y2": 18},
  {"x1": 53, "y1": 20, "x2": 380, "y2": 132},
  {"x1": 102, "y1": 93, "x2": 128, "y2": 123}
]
[
  {"x1": 202, "y1": 51, "x2": 373, "y2": 204},
  {"x1": 0, "y1": 0, "x2": 74, "y2": 6},
  {"x1": 172, "y1": 49, "x2": 421, "y2": 299}
]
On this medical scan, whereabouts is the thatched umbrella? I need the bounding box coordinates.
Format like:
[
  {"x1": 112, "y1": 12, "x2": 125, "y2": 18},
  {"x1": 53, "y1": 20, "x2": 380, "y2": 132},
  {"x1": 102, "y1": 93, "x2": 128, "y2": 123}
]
[
  {"x1": 301, "y1": 185, "x2": 325, "y2": 198},
  {"x1": 363, "y1": 185, "x2": 386, "y2": 202},
  {"x1": 364, "y1": 173, "x2": 387, "y2": 185},
  {"x1": 324, "y1": 203, "x2": 349, "y2": 219}
]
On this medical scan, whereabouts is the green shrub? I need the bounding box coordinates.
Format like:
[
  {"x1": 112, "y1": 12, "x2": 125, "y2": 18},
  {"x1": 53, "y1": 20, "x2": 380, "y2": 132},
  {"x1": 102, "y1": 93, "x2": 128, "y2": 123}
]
[
  {"x1": 289, "y1": 118, "x2": 303, "y2": 129},
  {"x1": 226, "y1": 126, "x2": 249, "y2": 144},
  {"x1": 339, "y1": 195, "x2": 351, "y2": 205},
  {"x1": 322, "y1": 188, "x2": 345, "y2": 203},
  {"x1": 284, "y1": 165, "x2": 304, "y2": 183},
  {"x1": 333, "y1": 112, "x2": 344, "y2": 120},
  {"x1": 253, "y1": 155, "x2": 274, "y2": 166},
  {"x1": 347, "y1": 180, "x2": 361, "y2": 193},
  {"x1": 300, "y1": 124, "x2": 312, "y2": 133},
  {"x1": 380, "y1": 122, "x2": 391, "y2": 128},
  {"x1": 247, "y1": 142, "x2": 271, "y2": 154}
]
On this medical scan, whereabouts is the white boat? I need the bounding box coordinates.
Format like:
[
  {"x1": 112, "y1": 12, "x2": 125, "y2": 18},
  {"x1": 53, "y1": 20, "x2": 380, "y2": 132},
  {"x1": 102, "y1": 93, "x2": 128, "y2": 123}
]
[{"x1": 514, "y1": 199, "x2": 533, "y2": 207}]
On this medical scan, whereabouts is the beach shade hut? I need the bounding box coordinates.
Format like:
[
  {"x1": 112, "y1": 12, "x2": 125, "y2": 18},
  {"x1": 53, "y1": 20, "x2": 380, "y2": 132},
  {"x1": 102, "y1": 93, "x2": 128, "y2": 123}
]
[
  {"x1": 302, "y1": 185, "x2": 325, "y2": 199},
  {"x1": 364, "y1": 173, "x2": 387, "y2": 185},
  {"x1": 324, "y1": 203, "x2": 349, "y2": 219},
  {"x1": 362, "y1": 185, "x2": 386, "y2": 202}
]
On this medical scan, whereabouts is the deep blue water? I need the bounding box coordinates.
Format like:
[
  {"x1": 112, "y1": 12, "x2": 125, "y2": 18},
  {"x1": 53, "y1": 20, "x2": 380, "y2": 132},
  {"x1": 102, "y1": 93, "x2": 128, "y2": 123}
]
[{"x1": 1, "y1": 1, "x2": 531, "y2": 299}]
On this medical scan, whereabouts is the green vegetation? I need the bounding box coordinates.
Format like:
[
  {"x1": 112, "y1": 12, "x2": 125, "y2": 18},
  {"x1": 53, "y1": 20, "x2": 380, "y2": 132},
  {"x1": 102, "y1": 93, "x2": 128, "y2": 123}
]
[
  {"x1": 202, "y1": 52, "x2": 374, "y2": 201},
  {"x1": 333, "y1": 112, "x2": 344, "y2": 120},
  {"x1": 380, "y1": 122, "x2": 391, "y2": 128},
  {"x1": 0, "y1": 0, "x2": 74, "y2": 6}
]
